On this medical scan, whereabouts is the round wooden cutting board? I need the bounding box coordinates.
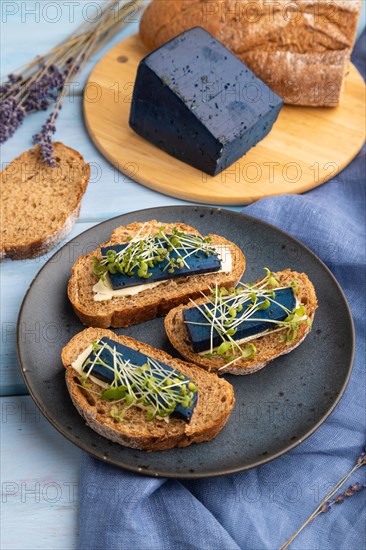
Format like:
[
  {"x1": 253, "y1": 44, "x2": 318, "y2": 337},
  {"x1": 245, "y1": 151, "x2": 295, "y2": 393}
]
[{"x1": 83, "y1": 34, "x2": 365, "y2": 205}]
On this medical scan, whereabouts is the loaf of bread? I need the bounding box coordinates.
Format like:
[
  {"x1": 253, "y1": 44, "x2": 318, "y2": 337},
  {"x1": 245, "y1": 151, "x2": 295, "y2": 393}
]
[
  {"x1": 1, "y1": 143, "x2": 90, "y2": 260},
  {"x1": 140, "y1": 0, "x2": 362, "y2": 106},
  {"x1": 62, "y1": 328, "x2": 235, "y2": 451},
  {"x1": 68, "y1": 220, "x2": 246, "y2": 328}
]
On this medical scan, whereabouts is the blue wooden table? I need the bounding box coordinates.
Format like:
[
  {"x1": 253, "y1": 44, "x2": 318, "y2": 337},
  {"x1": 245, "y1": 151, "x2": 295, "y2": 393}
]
[{"x1": 1, "y1": 3, "x2": 365, "y2": 549}]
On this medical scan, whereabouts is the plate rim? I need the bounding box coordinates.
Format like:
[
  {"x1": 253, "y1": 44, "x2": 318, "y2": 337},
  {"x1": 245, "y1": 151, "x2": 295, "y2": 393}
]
[{"x1": 16, "y1": 205, "x2": 355, "y2": 478}]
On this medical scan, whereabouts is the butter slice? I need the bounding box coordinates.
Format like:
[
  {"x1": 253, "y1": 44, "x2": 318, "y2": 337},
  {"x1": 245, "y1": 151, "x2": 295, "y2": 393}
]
[{"x1": 71, "y1": 344, "x2": 109, "y2": 389}]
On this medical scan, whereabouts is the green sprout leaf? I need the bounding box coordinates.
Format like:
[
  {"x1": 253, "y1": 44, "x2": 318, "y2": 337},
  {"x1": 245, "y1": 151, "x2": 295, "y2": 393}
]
[
  {"x1": 217, "y1": 341, "x2": 232, "y2": 355},
  {"x1": 268, "y1": 276, "x2": 279, "y2": 288},
  {"x1": 291, "y1": 280, "x2": 298, "y2": 294},
  {"x1": 295, "y1": 305, "x2": 306, "y2": 317},
  {"x1": 242, "y1": 343, "x2": 256, "y2": 358},
  {"x1": 101, "y1": 386, "x2": 128, "y2": 401}
]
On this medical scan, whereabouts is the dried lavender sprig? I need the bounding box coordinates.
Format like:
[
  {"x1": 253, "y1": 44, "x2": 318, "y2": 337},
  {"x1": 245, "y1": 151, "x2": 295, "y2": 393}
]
[
  {"x1": 32, "y1": 4, "x2": 109, "y2": 164},
  {"x1": 317, "y1": 480, "x2": 366, "y2": 515},
  {"x1": 1, "y1": 42, "x2": 75, "y2": 103},
  {"x1": 1, "y1": 16, "x2": 91, "y2": 106},
  {"x1": 2, "y1": 0, "x2": 125, "y2": 100},
  {"x1": 1, "y1": 0, "x2": 143, "y2": 162},
  {"x1": 1, "y1": 0, "x2": 120, "y2": 97},
  {"x1": 0, "y1": 64, "x2": 65, "y2": 145},
  {"x1": 33, "y1": 115, "x2": 57, "y2": 167},
  {"x1": 332, "y1": 481, "x2": 366, "y2": 504},
  {"x1": 32, "y1": 2, "x2": 128, "y2": 163},
  {"x1": 279, "y1": 444, "x2": 366, "y2": 550}
]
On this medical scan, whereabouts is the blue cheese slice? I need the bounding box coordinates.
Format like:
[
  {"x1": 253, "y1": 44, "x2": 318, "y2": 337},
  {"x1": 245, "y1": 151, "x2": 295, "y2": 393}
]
[
  {"x1": 72, "y1": 337, "x2": 198, "y2": 422},
  {"x1": 129, "y1": 27, "x2": 283, "y2": 176},
  {"x1": 101, "y1": 239, "x2": 221, "y2": 290},
  {"x1": 183, "y1": 287, "x2": 296, "y2": 352},
  {"x1": 93, "y1": 244, "x2": 232, "y2": 301}
]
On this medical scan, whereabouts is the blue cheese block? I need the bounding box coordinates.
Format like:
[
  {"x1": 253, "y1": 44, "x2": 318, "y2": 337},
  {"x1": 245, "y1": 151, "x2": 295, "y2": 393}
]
[
  {"x1": 129, "y1": 27, "x2": 283, "y2": 176},
  {"x1": 101, "y1": 240, "x2": 221, "y2": 290},
  {"x1": 84, "y1": 337, "x2": 197, "y2": 422},
  {"x1": 183, "y1": 288, "x2": 296, "y2": 352}
]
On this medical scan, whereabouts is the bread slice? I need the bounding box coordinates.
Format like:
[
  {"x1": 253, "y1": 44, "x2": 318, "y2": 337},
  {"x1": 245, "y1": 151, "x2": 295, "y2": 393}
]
[
  {"x1": 1, "y1": 142, "x2": 90, "y2": 260},
  {"x1": 165, "y1": 269, "x2": 318, "y2": 375},
  {"x1": 62, "y1": 328, "x2": 235, "y2": 451},
  {"x1": 68, "y1": 220, "x2": 246, "y2": 328},
  {"x1": 140, "y1": 0, "x2": 362, "y2": 106}
]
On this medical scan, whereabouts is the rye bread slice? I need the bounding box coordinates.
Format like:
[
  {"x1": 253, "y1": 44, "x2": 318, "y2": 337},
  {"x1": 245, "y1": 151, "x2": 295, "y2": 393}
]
[
  {"x1": 62, "y1": 328, "x2": 235, "y2": 451},
  {"x1": 68, "y1": 220, "x2": 246, "y2": 328},
  {"x1": 165, "y1": 269, "x2": 318, "y2": 375},
  {"x1": 1, "y1": 142, "x2": 90, "y2": 260}
]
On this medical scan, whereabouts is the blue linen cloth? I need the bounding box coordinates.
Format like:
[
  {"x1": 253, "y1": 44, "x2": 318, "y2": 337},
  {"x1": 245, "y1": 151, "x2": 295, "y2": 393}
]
[{"x1": 79, "y1": 34, "x2": 366, "y2": 550}]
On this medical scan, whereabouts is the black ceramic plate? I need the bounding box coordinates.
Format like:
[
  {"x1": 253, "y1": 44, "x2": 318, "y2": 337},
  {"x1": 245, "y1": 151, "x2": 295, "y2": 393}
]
[{"x1": 17, "y1": 206, "x2": 354, "y2": 478}]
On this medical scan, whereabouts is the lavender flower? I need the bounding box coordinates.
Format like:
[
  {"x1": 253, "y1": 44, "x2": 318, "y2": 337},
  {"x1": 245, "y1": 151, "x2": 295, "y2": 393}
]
[
  {"x1": 8, "y1": 73, "x2": 22, "y2": 85},
  {"x1": 1, "y1": 74, "x2": 22, "y2": 100},
  {"x1": 357, "y1": 451, "x2": 366, "y2": 465},
  {"x1": 0, "y1": 82, "x2": 11, "y2": 95},
  {"x1": 1, "y1": 47, "x2": 78, "y2": 162},
  {"x1": 320, "y1": 501, "x2": 331, "y2": 513},
  {"x1": 33, "y1": 115, "x2": 57, "y2": 167},
  {"x1": 0, "y1": 63, "x2": 64, "y2": 148},
  {"x1": 0, "y1": 97, "x2": 25, "y2": 144},
  {"x1": 22, "y1": 64, "x2": 65, "y2": 112},
  {"x1": 320, "y1": 481, "x2": 366, "y2": 513}
]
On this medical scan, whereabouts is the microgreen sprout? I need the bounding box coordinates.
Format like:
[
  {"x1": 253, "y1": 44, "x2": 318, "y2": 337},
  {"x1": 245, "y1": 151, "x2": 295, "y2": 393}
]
[
  {"x1": 185, "y1": 269, "x2": 310, "y2": 370},
  {"x1": 93, "y1": 226, "x2": 217, "y2": 282},
  {"x1": 80, "y1": 339, "x2": 197, "y2": 422}
]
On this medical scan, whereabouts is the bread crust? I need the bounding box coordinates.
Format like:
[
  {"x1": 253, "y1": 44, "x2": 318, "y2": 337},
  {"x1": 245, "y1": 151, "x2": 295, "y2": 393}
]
[
  {"x1": 68, "y1": 220, "x2": 246, "y2": 328},
  {"x1": 1, "y1": 142, "x2": 90, "y2": 260},
  {"x1": 62, "y1": 328, "x2": 235, "y2": 451},
  {"x1": 165, "y1": 269, "x2": 318, "y2": 374},
  {"x1": 139, "y1": 0, "x2": 362, "y2": 106}
]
